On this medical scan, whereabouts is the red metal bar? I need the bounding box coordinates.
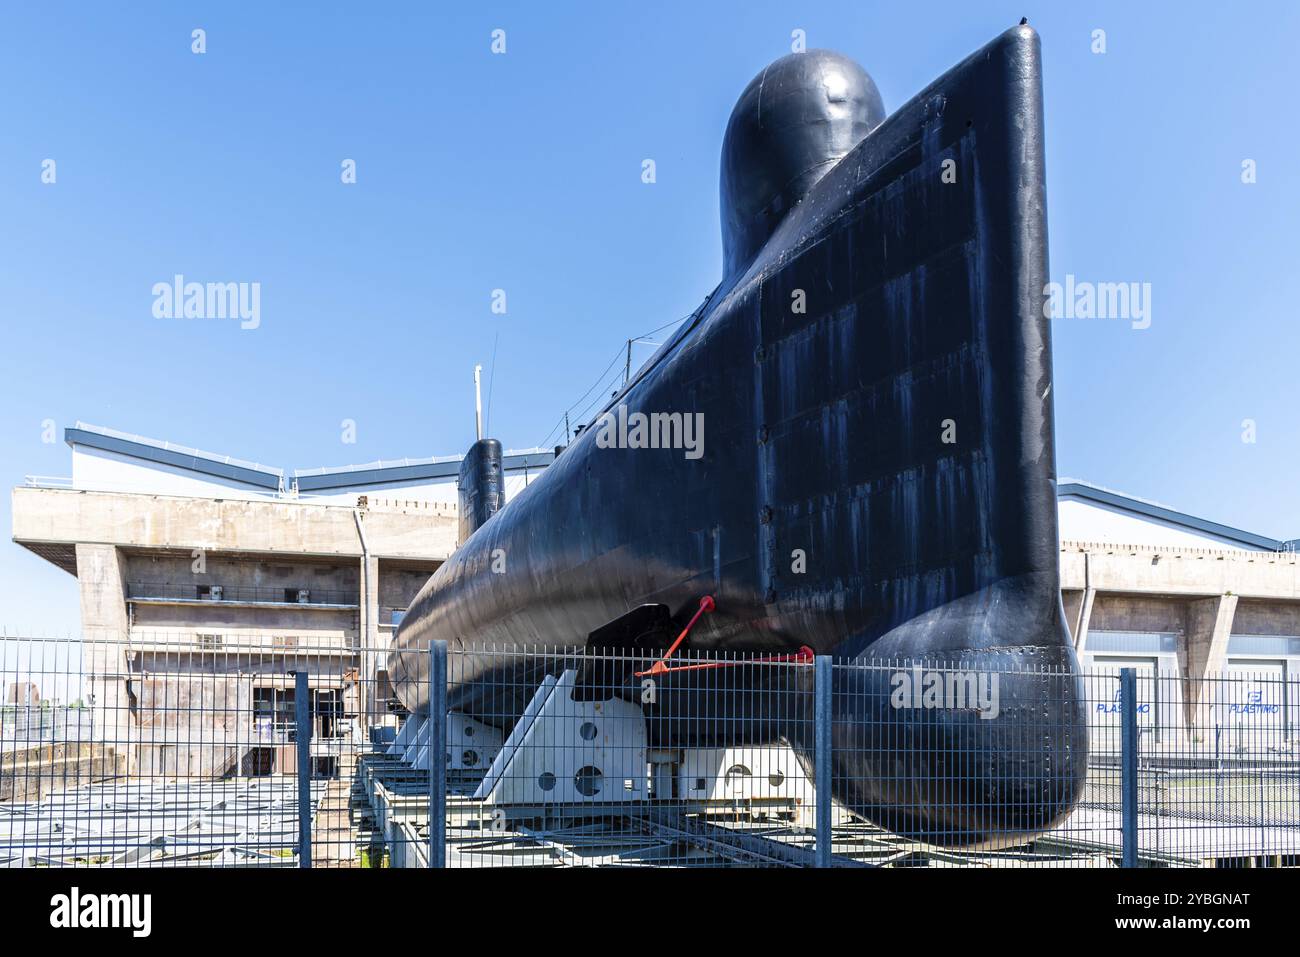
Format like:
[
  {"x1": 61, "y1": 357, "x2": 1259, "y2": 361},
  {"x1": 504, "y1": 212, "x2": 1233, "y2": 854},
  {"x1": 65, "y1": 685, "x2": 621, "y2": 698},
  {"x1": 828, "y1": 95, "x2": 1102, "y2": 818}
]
[
  {"x1": 640, "y1": 645, "x2": 815, "y2": 675},
  {"x1": 635, "y1": 595, "x2": 714, "y2": 676}
]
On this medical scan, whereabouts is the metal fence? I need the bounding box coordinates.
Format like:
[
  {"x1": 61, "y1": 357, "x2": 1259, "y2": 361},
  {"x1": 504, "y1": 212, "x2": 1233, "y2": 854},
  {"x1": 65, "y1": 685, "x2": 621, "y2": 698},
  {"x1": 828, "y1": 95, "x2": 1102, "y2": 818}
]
[{"x1": 1, "y1": 635, "x2": 1297, "y2": 868}]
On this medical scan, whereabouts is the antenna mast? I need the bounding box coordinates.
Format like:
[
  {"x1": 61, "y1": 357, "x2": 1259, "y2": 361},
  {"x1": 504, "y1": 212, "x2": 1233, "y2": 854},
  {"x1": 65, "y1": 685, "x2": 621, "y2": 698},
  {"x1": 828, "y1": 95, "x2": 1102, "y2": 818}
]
[{"x1": 474, "y1": 364, "x2": 483, "y2": 440}]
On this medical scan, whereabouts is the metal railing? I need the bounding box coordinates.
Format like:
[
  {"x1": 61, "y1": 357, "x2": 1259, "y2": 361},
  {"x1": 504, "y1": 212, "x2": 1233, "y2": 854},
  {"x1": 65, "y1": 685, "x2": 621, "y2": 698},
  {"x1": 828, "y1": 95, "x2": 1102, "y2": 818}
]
[
  {"x1": 1, "y1": 635, "x2": 1297, "y2": 868},
  {"x1": 22, "y1": 475, "x2": 74, "y2": 488},
  {"x1": 125, "y1": 582, "x2": 359, "y2": 607},
  {"x1": 0, "y1": 705, "x2": 94, "y2": 751}
]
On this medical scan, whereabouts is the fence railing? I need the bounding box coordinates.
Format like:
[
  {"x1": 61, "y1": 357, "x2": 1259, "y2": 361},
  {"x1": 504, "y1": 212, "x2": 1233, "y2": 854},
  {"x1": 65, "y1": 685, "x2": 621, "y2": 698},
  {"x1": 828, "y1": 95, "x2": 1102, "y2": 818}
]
[
  {"x1": 1, "y1": 636, "x2": 1297, "y2": 868},
  {"x1": 125, "y1": 582, "x2": 359, "y2": 607},
  {"x1": 0, "y1": 705, "x2": 94, "y2": 751}
]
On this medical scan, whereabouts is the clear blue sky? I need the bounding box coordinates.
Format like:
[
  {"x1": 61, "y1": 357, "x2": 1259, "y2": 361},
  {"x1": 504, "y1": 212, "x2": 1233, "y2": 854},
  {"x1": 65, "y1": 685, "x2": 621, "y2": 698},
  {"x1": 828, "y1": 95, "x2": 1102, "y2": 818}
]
[{"x1": 2, "y1": 1, "x2": 1297, "y2": 635}]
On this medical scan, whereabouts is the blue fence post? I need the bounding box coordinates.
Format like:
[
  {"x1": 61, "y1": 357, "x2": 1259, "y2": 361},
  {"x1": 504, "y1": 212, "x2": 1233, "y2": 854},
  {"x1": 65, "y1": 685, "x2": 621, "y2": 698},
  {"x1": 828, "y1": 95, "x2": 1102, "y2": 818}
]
[
  {"x1": 1120, "y1": 667, "x2": 1138, "y2": 868},
  {"x1": 428, "y1": 640, "x2": 447, "y2": 869},
  {"x1": 814, "y1": 655, "x2": 832, "y2": 868},
  {"x1": 295, "y1": 669, "x2": 312, "y2": 869}
]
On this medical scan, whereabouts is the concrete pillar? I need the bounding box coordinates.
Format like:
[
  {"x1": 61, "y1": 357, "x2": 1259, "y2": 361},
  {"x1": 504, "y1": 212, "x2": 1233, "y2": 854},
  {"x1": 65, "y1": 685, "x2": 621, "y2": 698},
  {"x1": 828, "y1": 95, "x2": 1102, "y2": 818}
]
[
  {"x1": 358, "y1": 554, "x2": 380, "y2": 730},
  {"x1": 1180, "y1": 594, "x2": 1238, "y2": 742},
  {"x1": 75, "y1": 544, "x2": 131, "y2": 763},
  {"x1": 1066, "y1": 587, "x2": 1096, "y2": 654},
  {"x1": 1062, "y1": 551, "x2": 1096, "y2": 654}
]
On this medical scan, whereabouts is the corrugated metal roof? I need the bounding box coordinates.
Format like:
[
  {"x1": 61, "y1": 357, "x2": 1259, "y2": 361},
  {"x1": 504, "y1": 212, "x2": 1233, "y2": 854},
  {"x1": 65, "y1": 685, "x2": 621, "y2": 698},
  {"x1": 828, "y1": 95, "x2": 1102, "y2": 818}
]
[
  {"x1": 294, "y1": 449, "x2": 553, "y2": 491},
  {"x1": 65, "y1": 422, "x2": 554, "y2": 493},
  {"x1": 1056, "y1": 478, "x2": 1288, "y2": 551},
  {"x1": 66, "y1": 423, "x2": 283, "y2": 489}
]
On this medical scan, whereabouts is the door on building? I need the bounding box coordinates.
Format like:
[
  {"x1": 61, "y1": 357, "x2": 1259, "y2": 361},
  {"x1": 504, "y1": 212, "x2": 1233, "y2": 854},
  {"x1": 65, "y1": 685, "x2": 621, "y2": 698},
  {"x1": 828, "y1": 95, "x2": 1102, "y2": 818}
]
[
  {"x1": 312, "y1": 689, "x2": 342, "y2": 739},
  {"x1": 1085, "y1": 655, "x2": 1164, "y2": 752},
  {"x1": 1221, "y1": 659, "x2": 1288, "y2": 755}
]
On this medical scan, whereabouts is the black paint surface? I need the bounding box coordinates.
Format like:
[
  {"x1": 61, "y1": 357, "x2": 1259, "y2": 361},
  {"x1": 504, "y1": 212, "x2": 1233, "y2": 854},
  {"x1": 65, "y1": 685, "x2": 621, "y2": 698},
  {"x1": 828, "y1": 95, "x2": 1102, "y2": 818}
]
[
  {"x1": 391, "y1": 25, "x2": 1087, "y2": 846},
  {"x1": 456, "y1": 438, "x2": 504, "y2": 547}
]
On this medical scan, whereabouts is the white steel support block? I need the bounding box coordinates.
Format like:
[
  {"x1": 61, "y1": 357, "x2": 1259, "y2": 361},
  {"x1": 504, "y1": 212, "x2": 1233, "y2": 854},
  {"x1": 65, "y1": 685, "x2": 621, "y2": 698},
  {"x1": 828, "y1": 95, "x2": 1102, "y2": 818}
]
[
  {"x1": 676, "y1": 746, "x2": 810, "y2": 802},
  {"x1": 446, "y1": 712, "x2": 504, "y2": 771},
  {"x1": 475, "y1": 674, "x2": 559, "y2": 798},
  {"x1": 404, "y1": 718, "x2": 430, "y2": 766},
  {"x1": 388, "y1": 715, "x2": 417, "y2": 756},
  {"x1": 475, "y1": 670, "x2": 648, "y2": 805}
]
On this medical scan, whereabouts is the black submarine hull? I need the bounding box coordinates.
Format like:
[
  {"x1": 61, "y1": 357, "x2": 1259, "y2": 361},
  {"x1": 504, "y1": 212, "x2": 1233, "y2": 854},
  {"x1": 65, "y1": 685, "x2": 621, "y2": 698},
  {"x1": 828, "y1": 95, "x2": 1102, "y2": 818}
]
[{"x1": 391, "y1": 25, "x2": 1088, "y2": 846}]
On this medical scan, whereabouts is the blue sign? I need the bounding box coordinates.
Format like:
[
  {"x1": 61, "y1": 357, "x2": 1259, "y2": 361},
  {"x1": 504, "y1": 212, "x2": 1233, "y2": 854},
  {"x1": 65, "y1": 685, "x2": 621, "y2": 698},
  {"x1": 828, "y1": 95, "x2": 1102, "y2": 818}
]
[
  {"x1": 1096, "y1": 688, "x2": 1150, "y2": 715},
  {"x1": 1229, "y1": 689, "x2": 1280, "y2": 716}
]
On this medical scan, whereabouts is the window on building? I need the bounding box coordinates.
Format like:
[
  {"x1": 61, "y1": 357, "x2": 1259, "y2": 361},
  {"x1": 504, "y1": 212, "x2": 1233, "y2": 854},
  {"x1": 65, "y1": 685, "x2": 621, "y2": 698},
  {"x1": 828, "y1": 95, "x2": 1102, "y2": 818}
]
[
  {"x1": 252, "y1": 686, "x2": 344, "y2": 739},
  {"x1": 252, "y1": 687, "x2": 297, "y2": 736},
  {"x1": 1228, "y1": 634, "x2": 1300, "y2": 656},
  {"x1": 1086, "y1": 631, "x2": 1178, "y2": 654}
]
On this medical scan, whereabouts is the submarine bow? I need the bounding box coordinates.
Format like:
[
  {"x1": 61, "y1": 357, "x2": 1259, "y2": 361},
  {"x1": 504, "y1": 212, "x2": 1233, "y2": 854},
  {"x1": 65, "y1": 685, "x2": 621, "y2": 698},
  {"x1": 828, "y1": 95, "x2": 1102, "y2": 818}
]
[{"x1": 390, "y1": 25, "x2": 1088, "y2": 847}]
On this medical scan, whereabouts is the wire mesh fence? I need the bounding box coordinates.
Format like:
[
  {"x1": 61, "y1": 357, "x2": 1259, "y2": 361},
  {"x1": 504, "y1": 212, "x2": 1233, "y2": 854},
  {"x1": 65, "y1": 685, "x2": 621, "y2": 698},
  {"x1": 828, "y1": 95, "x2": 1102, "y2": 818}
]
[
  {"x1": 1, "y1": 635, "x2": 377, "y2": 867},
  {"x1": 2, "y1": 635, "x2": 1297, "y2": 868}
]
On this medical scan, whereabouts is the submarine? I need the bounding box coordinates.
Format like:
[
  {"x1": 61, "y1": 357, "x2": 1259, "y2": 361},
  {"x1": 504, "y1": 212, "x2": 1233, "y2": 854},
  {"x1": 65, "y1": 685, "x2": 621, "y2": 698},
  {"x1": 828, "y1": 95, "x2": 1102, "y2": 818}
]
[{"x1": 390, "y1": 24, "x2": 1089, "y2": 847}]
